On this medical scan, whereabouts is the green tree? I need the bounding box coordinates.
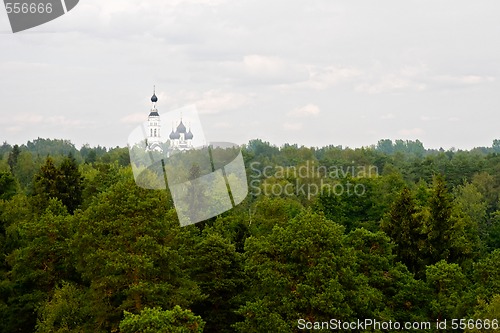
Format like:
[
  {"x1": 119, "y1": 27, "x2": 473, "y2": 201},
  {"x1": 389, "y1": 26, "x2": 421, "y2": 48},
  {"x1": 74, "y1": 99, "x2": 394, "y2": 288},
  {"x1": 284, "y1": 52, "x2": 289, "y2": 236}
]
[
  {"x1": 33, "y1": 155, "x2": 83, "y2": 214},
  {"x1": 0, "y1": 172, "x2": 16, "y2": 200},
  {"x1": 56, "y1": 153, "x2": 83, "y2": 214},
  {"x1": 7, "y1": 144, "x2": 20, "y2": 174},
  {"x1": 425, "y1": 260, "x2": 473, "y2": 320},
  {"x1": 119, "y1": 306, "x2": 205, "y2": 333},
  {"x1": 71, "y1": 171, "x2": 202, "y2": 331},
  {"x1": 36, "y1": 281, "x2": 94, "y2": 333},
  {"x1": 2, "y1": 199, "x2": 73, "y2": 333},
  {"x1": 381, "y1": 188, "x2": 427, "y2": 275},
  {"x1": 189, "y1": 231, "x2": 245, "y2": 332},
  {"x1": 426, "y1": 175, "x2": 454, "y2": 263},
  {"x1": 32, "y1": 157, "x2": 60, "y2": 212},
  {"x1": 345, "y1": 228, "x2": 430, "y2": 323},
  {"x1": 235, "y1": 211, "x2": 380, "y2": 332}
]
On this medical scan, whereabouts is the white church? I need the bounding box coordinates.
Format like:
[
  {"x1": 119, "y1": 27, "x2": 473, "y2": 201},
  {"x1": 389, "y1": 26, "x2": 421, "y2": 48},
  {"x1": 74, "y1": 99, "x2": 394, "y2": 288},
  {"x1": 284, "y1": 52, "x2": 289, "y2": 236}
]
[{"x1": 146, "y1": 88, "x2": 194, "y2": 153}]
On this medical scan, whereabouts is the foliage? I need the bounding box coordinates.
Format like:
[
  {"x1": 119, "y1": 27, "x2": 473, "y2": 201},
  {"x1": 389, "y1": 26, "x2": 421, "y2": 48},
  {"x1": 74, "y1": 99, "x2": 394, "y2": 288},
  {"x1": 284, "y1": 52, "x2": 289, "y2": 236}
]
[
  {"x1": 119, "y1": 306, "x2": 205, "y2": 333},
  {"x1": 1, "y1": 138, "x2": 500, "y2": 331}
]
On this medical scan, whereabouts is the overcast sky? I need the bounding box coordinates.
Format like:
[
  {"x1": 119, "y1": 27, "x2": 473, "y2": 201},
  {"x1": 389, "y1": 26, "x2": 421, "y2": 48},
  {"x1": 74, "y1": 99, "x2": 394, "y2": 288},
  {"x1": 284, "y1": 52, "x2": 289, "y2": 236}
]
[{"x1": 1, "y1": 0, "x2": 499, "y2": 150}]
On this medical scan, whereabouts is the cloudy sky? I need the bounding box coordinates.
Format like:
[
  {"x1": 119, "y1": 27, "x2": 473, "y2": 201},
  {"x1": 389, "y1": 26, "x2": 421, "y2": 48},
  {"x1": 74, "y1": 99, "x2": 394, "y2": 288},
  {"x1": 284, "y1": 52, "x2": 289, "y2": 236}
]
[{"x1": 0, "y1": 0, "x2": 499, "y2": 150}]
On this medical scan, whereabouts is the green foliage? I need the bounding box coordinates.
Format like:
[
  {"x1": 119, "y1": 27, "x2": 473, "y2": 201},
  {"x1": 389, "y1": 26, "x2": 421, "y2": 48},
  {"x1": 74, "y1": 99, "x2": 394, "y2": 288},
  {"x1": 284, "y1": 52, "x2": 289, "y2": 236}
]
[
  {"x1": 0, "y1": 172, "x2": 17, "y2": 200},
  {"x1": 119, "y1": 306, "x2": 205, "y2": 333},
  {"x1": 315, "y1": 177, "x2": 380, "y2": 232},
  {"x1": 468, "y1": 295, "x2": 500, "y2": 332},
  {"x1": 381, "y1": 187, "x2": 426, "y2": 275},
  {"x1": 236, "y1": 211, "x2": 352, "y2": 331},
  {"x1": 189, "y1": 231, "x2": 245, "y2": 332},
  {"x1": 56, "y1": 154, "x2": 84, "y2": 213},
  {"x1": 7, "y1": 144, "x2": 20, "y2": 173},
  {"x1": 33, "y1": 155, "x2": 83, "y2": 214},
  {"x1": 425, "y1": 260, "x2": 473, "y2": 320},
  {"x1": 71, "y1": 172, "x2": 202, "y2": 331},
  {"x1": 36, "y1": 282, "x2": 94, "y2": 333},
  {"x1": 2, "y1": 138, "x2": 500, "y2": 331}
]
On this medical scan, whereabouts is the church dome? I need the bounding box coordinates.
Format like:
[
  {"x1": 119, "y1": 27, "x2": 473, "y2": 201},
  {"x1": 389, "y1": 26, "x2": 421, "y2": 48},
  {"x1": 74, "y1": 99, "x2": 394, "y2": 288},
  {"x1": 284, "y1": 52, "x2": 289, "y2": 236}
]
[
  {"x1": 151, "y1": 93, "x2": 158, "y2": 103},
  {"x1": 169, "y1": 129, "x2": 180, "y2": 140},
  {"x1": 176, "y1": 120, "x2": 187, "y2": 134},
  {"x1": 185, "y1": 129, "x2": 193, "y2": 140}
]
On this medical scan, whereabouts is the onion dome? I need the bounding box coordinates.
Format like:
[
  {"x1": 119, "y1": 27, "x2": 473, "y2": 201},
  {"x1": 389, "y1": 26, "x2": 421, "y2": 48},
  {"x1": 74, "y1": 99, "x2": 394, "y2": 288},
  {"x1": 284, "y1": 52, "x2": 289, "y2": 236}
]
[
  {"x1": 185, "y1": 129, "x2": 193, "y2": 140},
  {"x1": 151, "y1": 93, "x2": 158, "y2": 103},
  {"x1": 169, "y1": 129, "x2": 180, "y2": 140},
  {"x1": 176, "y1": 120, "x2": 187, "y2": 134}
]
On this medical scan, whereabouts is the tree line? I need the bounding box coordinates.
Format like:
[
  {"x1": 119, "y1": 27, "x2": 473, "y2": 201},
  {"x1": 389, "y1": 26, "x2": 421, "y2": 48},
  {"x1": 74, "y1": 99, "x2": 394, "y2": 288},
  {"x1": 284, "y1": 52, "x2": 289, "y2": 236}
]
[{"x1": 2, "y1": 138, "x2": 500, "y2": 332}]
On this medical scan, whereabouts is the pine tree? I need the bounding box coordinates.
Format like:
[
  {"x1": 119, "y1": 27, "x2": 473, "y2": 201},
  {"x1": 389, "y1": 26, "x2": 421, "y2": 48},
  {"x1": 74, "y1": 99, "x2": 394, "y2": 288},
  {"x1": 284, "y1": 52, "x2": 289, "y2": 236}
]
[
  {"x1": 33, "y1": 154, "x2": 83, "y2": 214},
  {"x1": 7, "y1": 144, "x2": 20, "y2": 174},
  {"x1": 426, "y1": 175, "x2": 454, "y2": 263},
  {"x1": 57, "y1": 153, "x2": 83, "y2": 214},
  {"x1": 381, "y1": 187, "x2": 426, "y2": 275},
  {"x1": 33, "y1": 157, "x2": 60, "y2": 211}
]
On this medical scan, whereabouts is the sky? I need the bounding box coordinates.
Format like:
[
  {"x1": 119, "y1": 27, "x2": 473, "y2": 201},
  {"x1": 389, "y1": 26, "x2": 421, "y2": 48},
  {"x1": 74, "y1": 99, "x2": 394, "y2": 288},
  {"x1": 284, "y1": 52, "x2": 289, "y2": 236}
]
[{"x1": 0, "y1": 0, "x2": 499, "y2": 150}]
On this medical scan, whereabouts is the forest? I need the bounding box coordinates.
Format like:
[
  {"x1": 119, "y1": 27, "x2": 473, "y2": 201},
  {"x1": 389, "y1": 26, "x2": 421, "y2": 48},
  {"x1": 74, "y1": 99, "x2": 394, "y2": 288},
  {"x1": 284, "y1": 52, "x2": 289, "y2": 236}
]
[{"x1": 3, "y1": 137, "x2": 500, "y2": 332}]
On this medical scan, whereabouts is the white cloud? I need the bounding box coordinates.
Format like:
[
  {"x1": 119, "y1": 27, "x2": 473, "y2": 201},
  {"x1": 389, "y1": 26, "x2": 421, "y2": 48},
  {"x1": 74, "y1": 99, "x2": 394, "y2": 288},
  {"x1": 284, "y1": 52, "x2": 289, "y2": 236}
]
[
  {"x1": 243, "y1": 55, "x2": 286, "y2": 75},
  {"x1": 212, "y1": 122, "x2": 232, "y2": 128},
  {"x1": 121, "y1": 113, "x2": 146, "y2": 124},
  {"x1": 381, "y1": 113, "x2": 395, "y2": 120},
  {"x1": 355, "y1": 63, "x2": 496, "y2": 95},
  {"x1": 420, "y1": 116, "x2": 439, "y2": 121},
  {"x1": 356, "y1": 74, "x2": 426, "y2": 94},
  {"x1": 398, "y1": 128, "x2": 424, "y2": 136},
  {"x1": 216, "y1": 55, "x2": 309, "y2": 86},
  {"x1": 283, "y1": 122, "x2": 303, "y2": 131},
  {"x1": 288, "y1": 104, "x2": 320, "y2": 117},
  {"x1": 276, "y1": 65, "x2": 363, "y2": 91},
  {"x1": 2, "y1": 1, "x2": 500, "y2": 150},
  {"x1": 304, "y1": 65, "x2": 363, "y2": 90},
  {"x1": 194, "y1": 90, "x2": 249, "y2": 114},
  {"x1": 433, "y1": 75, "x2": 495, "y2": 85}
]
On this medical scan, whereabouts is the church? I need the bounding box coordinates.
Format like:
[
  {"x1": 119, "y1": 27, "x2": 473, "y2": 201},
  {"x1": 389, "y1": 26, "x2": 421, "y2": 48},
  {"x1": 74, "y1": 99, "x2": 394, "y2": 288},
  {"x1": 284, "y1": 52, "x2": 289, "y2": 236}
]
[{"x1": 146, "y1": 88, "x2": 194, "y2": 153}]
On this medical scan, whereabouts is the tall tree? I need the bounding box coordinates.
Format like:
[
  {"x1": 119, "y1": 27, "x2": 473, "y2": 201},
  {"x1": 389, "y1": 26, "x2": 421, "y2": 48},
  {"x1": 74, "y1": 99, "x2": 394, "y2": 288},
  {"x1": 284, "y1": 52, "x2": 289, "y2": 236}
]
[
  {"x1": 381, "y1": 187, "x2": 426, "y2": 275},
  {"x1": 7, "y1": 144, "x2": 20, "y2": 174},
  {"x1": 189, "y1": 231, "x2": 245, "y2": 332},
  {"x1": 71, "y1": 171, "x2": 202, "y2": 332},
  {"x1": 33, "y1": 155, "x2": 83, "y2": 214},
  {"x1": 0, "y1": 172, "x2": 16, "y2": 200},
  {"x1": 426, "y1": 260, "x2": 473, "y2": 320},
  {"x1": 32, "y1": 157, "x2": 60, "y2": 213},
  {"x1": 236, "y1": 211, "x2": 382, "y2": 332},
  {"x1": 56, "y1": 153, "x2": 83, "y2": 214},
  {"x1": 426, "y1": 175, "x2": 454, "y2": 263}
]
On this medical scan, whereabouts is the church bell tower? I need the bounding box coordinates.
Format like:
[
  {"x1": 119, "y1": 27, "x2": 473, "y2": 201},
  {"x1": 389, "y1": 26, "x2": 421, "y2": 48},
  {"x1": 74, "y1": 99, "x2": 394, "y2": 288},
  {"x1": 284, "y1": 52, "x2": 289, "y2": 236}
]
[{"x1": 147, "y1": 86, "x2": 162, "y2": 152}]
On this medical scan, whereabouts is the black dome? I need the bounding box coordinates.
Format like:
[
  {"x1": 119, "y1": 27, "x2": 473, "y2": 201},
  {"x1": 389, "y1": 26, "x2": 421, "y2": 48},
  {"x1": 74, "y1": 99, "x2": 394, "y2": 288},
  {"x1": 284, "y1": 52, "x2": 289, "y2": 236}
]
[{"x1": 151, "y1": 93, "x2": 158, "y2": 103}]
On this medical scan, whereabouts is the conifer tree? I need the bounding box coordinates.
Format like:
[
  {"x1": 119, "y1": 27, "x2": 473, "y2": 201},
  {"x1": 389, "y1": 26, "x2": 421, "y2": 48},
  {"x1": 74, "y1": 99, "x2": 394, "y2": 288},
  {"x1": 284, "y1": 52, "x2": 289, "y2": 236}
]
[
  {"x1": 57, "y1": 153, "x2": 83, "y2": 214},
  {"x1": 7, "y1": 144, "x2": 20, "y2": 174},
  {"x1": 426, "y1": 175, "x2": 454, "y2": 263},
  {"x1": 381, "y1": 187, "x2": 426, "y2": 274}
]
